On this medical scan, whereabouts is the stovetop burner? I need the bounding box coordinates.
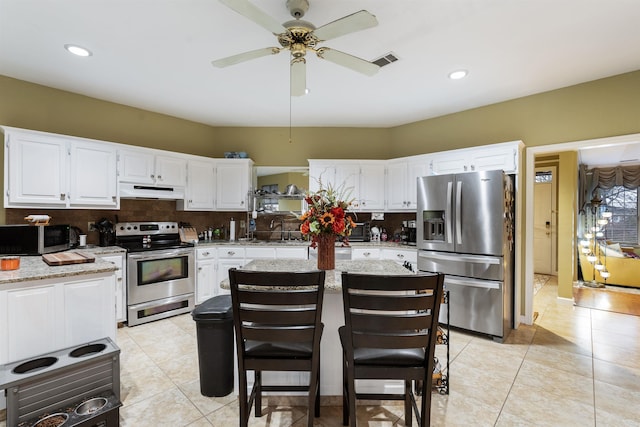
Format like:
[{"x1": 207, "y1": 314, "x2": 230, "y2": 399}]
[{"x1": 115, "y1": 221, "x2": 193, "y2": 252}]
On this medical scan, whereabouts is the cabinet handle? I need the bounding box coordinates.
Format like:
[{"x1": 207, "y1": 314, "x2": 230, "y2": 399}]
[
  {"x1": 203, "y1": 251, "x2": 210, "y2": 256},
  {"x1": 150, "y1": 174, "x2": 155, "y2": 179},
  {"x1": 157, "y1": 175, "x2": 162, "y2": 180},
  {"x1": 470, "y1": 165, "x2": 475, "y2": 171},
  {"x1": 228, "y1": 251, "x2": 235, "y2": 256},
  {"x1": 198, "y1": 267, "x2": 202, "y2": 271},
  {"x1": 364, "y1": 252, "x2": 370, "y2": 256},
  {"x1": 60, "y1": 193, "x2": 66, "y2": 200},
  {"x1": 397, "y1": 254, "x2": 405, "y2": 259}
]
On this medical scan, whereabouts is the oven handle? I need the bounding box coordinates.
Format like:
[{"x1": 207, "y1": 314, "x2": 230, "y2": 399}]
[{"x1": 128, "y1": 248, "x2": 193, "y2": 261}]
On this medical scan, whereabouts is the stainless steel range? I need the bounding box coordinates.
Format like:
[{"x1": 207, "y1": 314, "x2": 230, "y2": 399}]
[{"x1": 116, "y1": 221, "x2": 195, "y2": 326}]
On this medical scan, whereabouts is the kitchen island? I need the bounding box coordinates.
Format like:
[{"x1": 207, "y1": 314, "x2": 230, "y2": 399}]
[{"x1": 221, "y1": 259, "x2": 415, "y2": 397}]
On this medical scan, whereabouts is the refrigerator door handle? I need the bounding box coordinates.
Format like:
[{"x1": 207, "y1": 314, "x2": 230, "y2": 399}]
[
  {"x1": 455, "y1": 180, "x2": 463, "y2": 244},
  {"x1": 418, "y1": 251, "x2": 502, "y2": 264},
  {"x1": 445, "y1": 276, "x2": 501, "y2": 290},
  {"x1": 446, "y1": 181, "x2": 453, "y2": 244}
]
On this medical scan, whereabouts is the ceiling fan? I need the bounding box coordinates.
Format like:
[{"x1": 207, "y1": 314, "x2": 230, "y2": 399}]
[{"x1": 212, "y1": 0, "x2": 381, "y2": 96}]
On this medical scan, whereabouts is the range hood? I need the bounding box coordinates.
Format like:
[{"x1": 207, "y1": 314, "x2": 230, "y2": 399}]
[{"x1": 119, "y1": 182, "x2": 185, "y2": 200}]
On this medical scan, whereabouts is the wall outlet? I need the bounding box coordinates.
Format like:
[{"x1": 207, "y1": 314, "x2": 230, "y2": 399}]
[{"x1": 88, "y1": 222, "x2": 96, "y2": 232}]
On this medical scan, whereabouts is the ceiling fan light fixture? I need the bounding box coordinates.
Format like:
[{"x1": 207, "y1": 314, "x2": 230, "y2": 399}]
[
  {"x1": 64, "y1": 44, "x2": 92, "y2": 57},
  {"x1": 448, "y1": 69, "x2": 467, "y2": 80}
]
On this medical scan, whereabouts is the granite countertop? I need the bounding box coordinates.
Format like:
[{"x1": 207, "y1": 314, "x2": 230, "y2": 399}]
[
  {"x1": 196, "y1": 240, "x2": 412, "y2": 249},
  {"x1": 220, "y1": 259, "x2": 413, "y2": 292},
  {"x1": 0, "y1": 252, "x2": 118, "y2": 287}
]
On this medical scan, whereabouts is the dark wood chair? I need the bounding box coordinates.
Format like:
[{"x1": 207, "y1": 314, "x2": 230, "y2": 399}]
[
  {"x1": 228, "y1": 268, "x2": 326, "y2": 427},
  {"x1": 339, "y1": 271, "x2": 445, "y2": 427}
]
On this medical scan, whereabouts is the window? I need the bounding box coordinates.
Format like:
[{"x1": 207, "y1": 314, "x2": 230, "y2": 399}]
[
  {"x1": 535, "y1": 171, "x2": 553, "y2": 183},
  {"x1": 600, "y1": 186, "x2": 638, "y2": 244}
]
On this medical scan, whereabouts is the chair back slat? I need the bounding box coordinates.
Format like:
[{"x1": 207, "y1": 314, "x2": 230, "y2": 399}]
[
  {"x1": 348, "y1": 293, "x2": 436, "y2": 311},
  {"x1": 237, "y1": 288, "x2": 320, "y2": 305},
  {"x1": 239, "y1": 307, "x2": 317, "y2": 325},
  {"x1": 350, "y1": 312, "x2": 432, "y2": 332},
  {"x1": 243, "y1": 326, "x2": 316, "y2": 343},
  {"x1": 352, "y1": 332, "x2": 430, "y2": 349}
]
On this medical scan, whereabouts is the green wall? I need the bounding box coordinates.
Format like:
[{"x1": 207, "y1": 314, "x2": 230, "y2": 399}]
[{"x1": 2, "y1": 70, "x2": 640, "y2": 308}]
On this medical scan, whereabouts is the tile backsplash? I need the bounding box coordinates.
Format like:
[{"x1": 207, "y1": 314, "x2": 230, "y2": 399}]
[{"x1": 5, "y1": 200, "x2": 416, "y2": 246}]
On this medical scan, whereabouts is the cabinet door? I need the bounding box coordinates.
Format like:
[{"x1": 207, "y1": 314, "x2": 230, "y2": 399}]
[
  {"x1": 471, "y1": 145, "x2": 518, "y2": 173},
  {"x1": 5, "y1": 131, "x2": 68, "y2": 207},
  {"x1": 275, "y1": 247, "x2": 308, "y2": 259},
  {"x1": 385, "y1": 160, "x2": 409, "y2": 211},
  {"x1": 118, "y1": 148, "x2": 155, "y2": 184},
  {"x1": 185, "y1": 159, "x2": 215, "y2": 210},
  {"x1": 101, "y1": 254, "x2": 126, "y2": 322},
  {"x1": 334, "y1": 163, "x2": 360, "y2": 205},
  {"x1": 352, "y1": 247, "x2": 381, "y2": 260},
  {"x1": 5, "y1": 286, "x2": 58, "y2": 363},
  {"x1": 155, "y1": 155, "x2": 187, "y2": 187},
  {"x1": 63, "y1": 276, "x2": 116, "y2": 348},
  {"x1": 69, "y1": 141, "x2": 118, "y2": 208},
  {"x1": 358, "y1": 162, "x2": 386, "y2": 211},
  {"x1": 430, "y1": 151, "x2": 470, "y2": 175},
  {"x1": 406, "y1": 159, "x2": 429, "y2": 210},
  {"x1": 308, "y1": 162, "x2": 336, "y2": 193},
  {"x1": 217, "y1": 259, "x2": 245, "y2": 296},
  {"x1": 196, "y1": 258, "x2": 216, "y2": 303},
  {"x1": 216, "y1": 160, "x2": 250, "y2": 210}
]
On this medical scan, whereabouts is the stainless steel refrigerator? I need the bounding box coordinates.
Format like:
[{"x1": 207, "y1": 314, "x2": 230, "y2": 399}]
[{"x1": 416, "y1": 170, "x2": 515, "y2": 341}]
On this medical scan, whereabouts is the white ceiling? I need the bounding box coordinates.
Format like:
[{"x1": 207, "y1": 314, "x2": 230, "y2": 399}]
[{"x1": 1, "y1": 0, "x2": 640, "y2": 130}]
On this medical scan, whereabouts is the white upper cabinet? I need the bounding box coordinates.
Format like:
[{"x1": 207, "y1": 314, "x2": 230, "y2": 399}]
[
  {"x1": 180, "y1": 158, "x2": 216, "y2": 211},
  {"x1": 385, "y1": 156, "x2": 430, "y2": 211},
  {"x1": 2, "y1": 127, "x2": 118, "y2": 209},
  {"x1": 215, "y1": 159, "x2": 254, "y2": 211},
  {"x1": 429, "y1": 141, "x2": 520, "y2": 175},
  {"x1": 4, "y1": 129, "x2": 68, "y2": 207},
  {"x1": 308, "y1": 160, "x2": 385, "y2": 212},
  {"x1": 119, "y1": 148, "x2": 186, "y2": 187},
  {"x1": 69, "y1": 140, "x2": 118, "y2": 208}
]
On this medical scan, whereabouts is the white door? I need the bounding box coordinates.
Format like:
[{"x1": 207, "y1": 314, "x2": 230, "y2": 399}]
[{"x1": 533, "y1": 167, "x2": 556, "y2": 275}]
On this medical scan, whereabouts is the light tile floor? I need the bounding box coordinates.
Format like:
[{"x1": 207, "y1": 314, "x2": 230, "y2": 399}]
[{"x1": 3, "y1": 276, "x2": 639, "y2": 426}]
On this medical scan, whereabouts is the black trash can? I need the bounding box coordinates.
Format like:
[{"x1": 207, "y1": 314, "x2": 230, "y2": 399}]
[{"x1": 192, "y1": 294, "x2": 234, "y2": 397}]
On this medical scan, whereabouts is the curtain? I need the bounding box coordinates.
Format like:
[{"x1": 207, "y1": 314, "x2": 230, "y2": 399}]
[{"x1": 579, "y1": 165, "x2": 640, "y2": 212}]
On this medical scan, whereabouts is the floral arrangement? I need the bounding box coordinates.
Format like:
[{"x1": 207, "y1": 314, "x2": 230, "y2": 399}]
[{"x1": 299, "y1": 181, "x2": 357, "y2": 248}]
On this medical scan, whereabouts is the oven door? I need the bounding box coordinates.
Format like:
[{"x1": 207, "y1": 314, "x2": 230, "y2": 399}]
[{"x1": 127, "y1": 248, "x2": 195, "y2": 305}]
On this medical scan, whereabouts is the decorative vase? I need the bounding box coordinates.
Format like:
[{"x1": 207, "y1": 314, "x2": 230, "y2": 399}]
[{"x1": 316, "y1": 234, "x2": 336, "y2": 270}]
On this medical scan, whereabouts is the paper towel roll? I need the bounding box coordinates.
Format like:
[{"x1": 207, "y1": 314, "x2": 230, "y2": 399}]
[{"x1": 229, "y1": 218, "x2": 236, "y2": 241}]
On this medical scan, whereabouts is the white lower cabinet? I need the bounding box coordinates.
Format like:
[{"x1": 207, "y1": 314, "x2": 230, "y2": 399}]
[
  {"x1": 216, "y1": 247, "x2": 246, "y2": 296},
  {"x1": 0, "y1": 273, "x2": 117, "y2": 365},
  {"x1": 196, "y1": 247, "x2": 217, "y2": 303},
  {"x1": 351, "y1": 247, "x2": 381, "y2": 260},
  {"x1": 381, "y1": 248, "x2": 417, "y2": 272},
  {"x1": 100, "y1": 253, "x2": 126, "y2": 323},
  {"x1": 275, "y1": 247, "x2": 308, "y2": 259}
]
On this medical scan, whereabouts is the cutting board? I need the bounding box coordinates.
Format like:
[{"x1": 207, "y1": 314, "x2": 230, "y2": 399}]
[{"x1": 42, "y1": 251, "x2": 96, "y2": 266}]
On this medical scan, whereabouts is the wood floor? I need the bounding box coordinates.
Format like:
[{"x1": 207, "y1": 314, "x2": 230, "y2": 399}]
[{"x1": 573, "y1": 283, "x2": 640, "y2": 316}]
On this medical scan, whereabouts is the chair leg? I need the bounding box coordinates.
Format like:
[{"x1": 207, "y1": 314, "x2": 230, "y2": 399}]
[
  {"x1": 238, "y1": 369, "x2": 249, "y2": 427},
  {"x1": 342, "y1": 355, "x2": 348, "y2": 426},
  {"x1": 420, "y1": 375, "x2": 430, "y2": 427},
  {"x1": 346, "y1": 369, "x2": 357, "y2": 427},
  {"x1": 405, "y1": 380, "x2": 412, "y2": 427},
  {"x1": 254, "y1": 371, "x2": 262, "y2": 417},
  {"x1": 314, "y1": 363, "x2": 321, "y2": 417}
]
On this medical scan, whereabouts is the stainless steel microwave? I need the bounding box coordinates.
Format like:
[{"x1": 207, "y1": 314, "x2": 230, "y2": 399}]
[
  {"x1": 0, "y1": 224, "x2": 70, "y2": 255},
  {"x1": 349, "y1": 222, "x2": 371, "y2": 242}
]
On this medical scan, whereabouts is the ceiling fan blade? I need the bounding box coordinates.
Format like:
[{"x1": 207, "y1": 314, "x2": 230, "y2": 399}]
[
  {"x1": 212, "y1": 47, "x2": 281, "y2": 67},
  {"x1": 313, "y1": 10, "x2": 378, "y2": 41},
  {"x1": 316, "y1": 47, "x2": 380, "y2": 76},
  {"x1": 290, "y1": 58, "x2": 306, "y2": 97},
  {"x1": 218, "y1": 0, "x2": 286, "y2": 34}
]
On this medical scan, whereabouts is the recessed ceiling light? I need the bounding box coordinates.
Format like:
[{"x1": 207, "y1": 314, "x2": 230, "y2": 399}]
[
  {"x1": 64, "y1": 44, "x2": 92, "y2": 57},
  {"x1": 448, "y1": 70, "x2": 468, "y2": 80}
]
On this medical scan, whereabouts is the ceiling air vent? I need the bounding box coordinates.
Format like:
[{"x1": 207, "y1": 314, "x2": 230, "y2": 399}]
[{"x1": 372, "y1": 52, "x2": 399, "y2": 68}]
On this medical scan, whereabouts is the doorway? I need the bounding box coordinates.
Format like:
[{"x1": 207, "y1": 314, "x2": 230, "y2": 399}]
[{"x1": 533, "y1": 166, "x2": 557, "y2": 276}]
